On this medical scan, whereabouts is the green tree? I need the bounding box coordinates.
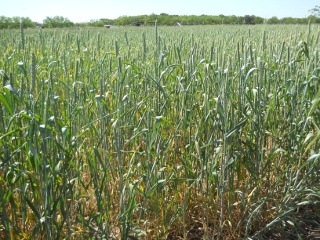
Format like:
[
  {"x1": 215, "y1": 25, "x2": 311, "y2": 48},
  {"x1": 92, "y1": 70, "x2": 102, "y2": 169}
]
[
  {"x1": 254, "y1": 16, "x2": 264, "y2": 24},
  {"x1": 21, "y1": 17, "x2": 36, "y2": 28},
  {"x1": 0, "y1": 16, "x2": 11, "y2": 29},
  {"x1": 88, "y1": 19, "x2": 104, "y2": 27},
  {"x1": 43, "y1": 16, "x2": 74, "y2": 28},
  {"x1": 267, "y1": 16, "x2": 280, "y2": 24},
  {"x1": 100, "y1": 18, "x2": 116, "y2": 26},
  {"x1": 309, "y1": 5, "x2": 320, "y2": 17},
  {"x1": 281, "y1": 17, "x2": 296, "y2": 24},
  {"x1": 228, "y1": 15, "x2": 240, "y2": 24},
  {"x1": 307, "y1": 15, "x2": 320, "y2": 23},
  {"x1": 0, "y1": 16, "x2": 35, "y2": 29},
  {"x1": 10, "y1": 17, "x2": 21, "y2": 28},
  {"x1": 244, "y1": 15, "x2": 255, "y2": 24}
]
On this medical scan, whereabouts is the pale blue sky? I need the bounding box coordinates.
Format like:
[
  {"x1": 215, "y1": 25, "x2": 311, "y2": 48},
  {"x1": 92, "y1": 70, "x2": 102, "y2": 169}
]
[{"x1": 1, "y1": 0, "x2": 318, "y2": 23}]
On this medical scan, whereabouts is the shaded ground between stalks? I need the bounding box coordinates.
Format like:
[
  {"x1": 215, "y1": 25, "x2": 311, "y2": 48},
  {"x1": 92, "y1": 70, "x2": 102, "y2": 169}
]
[
  {"x1": 165, "y1": 204, "x2": 319, "y2": 239},
  {"x1": 265, "y1": 203, "x2": 320, "y2": 240}
]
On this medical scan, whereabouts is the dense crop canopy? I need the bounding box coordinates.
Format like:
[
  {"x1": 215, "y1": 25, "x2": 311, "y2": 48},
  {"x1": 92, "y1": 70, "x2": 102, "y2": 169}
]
[{"x1": 0, "y1": 24, "x2": 319, "y2": 239}]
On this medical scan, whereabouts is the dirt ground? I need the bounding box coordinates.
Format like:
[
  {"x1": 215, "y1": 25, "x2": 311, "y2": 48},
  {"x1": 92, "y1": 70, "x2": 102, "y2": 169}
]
[{"x1": 265, "y1": 203, "x2": 320, "y2": 240}]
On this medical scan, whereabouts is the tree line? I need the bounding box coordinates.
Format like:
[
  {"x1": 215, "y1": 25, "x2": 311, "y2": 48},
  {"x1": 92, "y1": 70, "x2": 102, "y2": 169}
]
[
  {"x1": 1, "y1": 13, "x2": 320, "y2": 29},
  {"x1": 0, "y1": 16, "x2": 74, "y2": 29},
  {"x1": 96, "y1": 14, "x2": 320, "y2": 26}
]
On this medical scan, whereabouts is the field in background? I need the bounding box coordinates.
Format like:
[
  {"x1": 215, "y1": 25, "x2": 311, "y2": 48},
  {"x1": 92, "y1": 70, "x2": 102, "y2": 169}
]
[{"x1": 0, "y1": 25, "x2": 319, "y2": 239}]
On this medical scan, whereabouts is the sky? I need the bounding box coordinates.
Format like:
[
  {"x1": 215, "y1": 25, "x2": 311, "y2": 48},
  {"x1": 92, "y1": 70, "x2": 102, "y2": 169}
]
[{"x1": 1, "y1": 0, "x2": 319, "y2": 23}]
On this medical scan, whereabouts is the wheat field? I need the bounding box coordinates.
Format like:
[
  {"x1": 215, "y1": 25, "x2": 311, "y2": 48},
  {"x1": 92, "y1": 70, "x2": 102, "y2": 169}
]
[{"x1": 0, "y1": 24, "x2": 319, "y2": 239}]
